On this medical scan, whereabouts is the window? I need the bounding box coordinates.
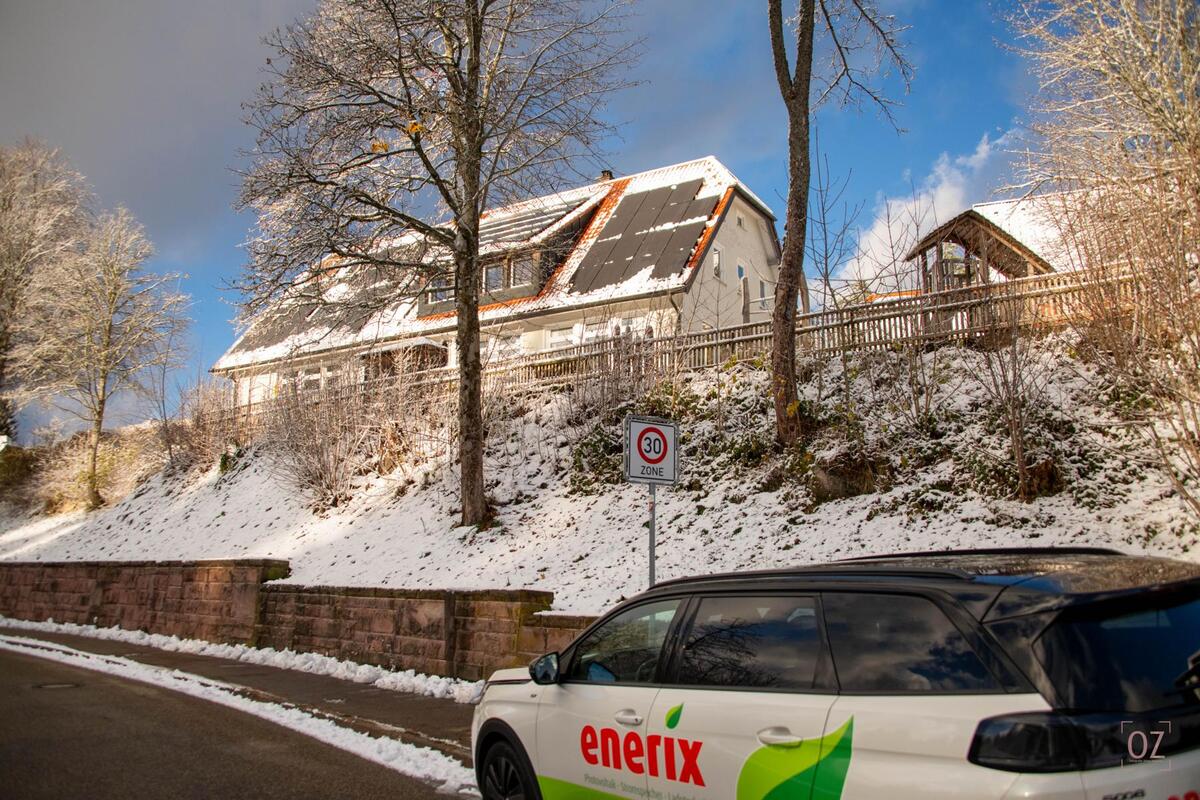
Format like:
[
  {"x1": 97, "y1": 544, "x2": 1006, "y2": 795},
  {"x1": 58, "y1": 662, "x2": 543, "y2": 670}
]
[
  {"x1": 567, "y1": 599, "x2": 680, "y2": 684},
  {"x1": 1035, "y1": 593, "x2": 1200, "y2": 712},
  {"x1": 428, "y1": 275, "x2": 454, "y2": 303},
  {"x1": 299, "y1": 367, "x2": 321, "y2": 392},
  {"x1": 548, "y1": 326, "x2": 575, "y2": 348},
  {"x1": 736, "y1": 263, "x2": 746, "y2": 281},
  {"x1": 712, "y1": 248, "x2": 722, "y2": 278},
  {"x1": 582, "y1": 321, "x2": 609, "y2": 344},
  {"x1": 510, "y1": 254, "x2": 536, "y2": 287},
  {"x1": 823, "y1": 593, "x2": 998, "y2": 693},
  {"x1": 737, "y1": 213, "x2": 745, "y2": 228},
  {"x1": 676, "y1": 595, "x2": 830, "y2": 691},
  {"x1": 489, "y1": 335, "x2": 522, "y2": 360},
  {"x1": 484, "y1": 263, "x2": 505, "y2": 292},
  {"x1": 759, "y1": 279, "x2": 769, "y2": 309}
]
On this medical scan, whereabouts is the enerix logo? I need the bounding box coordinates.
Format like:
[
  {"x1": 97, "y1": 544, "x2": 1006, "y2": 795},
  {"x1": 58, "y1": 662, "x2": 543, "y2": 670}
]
[{"x1": 579, "y1": 704, "x2": 705, "y2": 786}]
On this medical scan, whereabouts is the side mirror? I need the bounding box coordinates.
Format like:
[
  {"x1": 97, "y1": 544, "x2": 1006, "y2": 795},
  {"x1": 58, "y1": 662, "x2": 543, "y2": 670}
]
[{"x1": 530, "y1": 652, "x2": 560, "y2": 685}]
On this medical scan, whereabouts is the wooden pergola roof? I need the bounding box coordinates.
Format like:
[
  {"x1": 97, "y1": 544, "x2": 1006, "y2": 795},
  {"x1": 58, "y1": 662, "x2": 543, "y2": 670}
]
[{"x1": 904, "y1": 209, "x2": 1055, "y2": 279}]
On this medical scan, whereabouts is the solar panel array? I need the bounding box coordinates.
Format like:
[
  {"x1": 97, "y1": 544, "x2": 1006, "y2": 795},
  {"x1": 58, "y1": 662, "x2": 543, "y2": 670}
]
[
  {"x1": 231, "y1": 266, "x2": 406, "y2": 355},
  {"x1": 229, "y1": 197, "x2": 593, "y2": 359},
  {"x1": 569, "y1": 179, "x2": 714, "y2": 294},
  {"x1": 479, "y1": 194, "x2": 589, "y2": 248}
]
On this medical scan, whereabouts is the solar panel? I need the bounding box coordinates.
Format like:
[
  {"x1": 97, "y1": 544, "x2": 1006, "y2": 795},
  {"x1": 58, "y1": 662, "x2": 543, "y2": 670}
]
[
  {"x1": 570, "y1": 189, "x2": 653, "y2": 293},
  {"x1": 628, "y1": 228, "x2": 675, "y2": 275},
  {"x1": 650, "y1": 220, "x2": 707, "y2": 279},
  {"x1": 479, "y1": 195, "x2": 585, "y2": 247},
  {"x1": 569, "y1": 179, "x2": 714, "y2": 294}
]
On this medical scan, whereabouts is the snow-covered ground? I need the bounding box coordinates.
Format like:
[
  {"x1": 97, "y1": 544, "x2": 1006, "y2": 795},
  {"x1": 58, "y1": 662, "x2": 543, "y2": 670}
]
[
  {"x1": 0, "y1": 615, "x2": 481, "y2": 702},
  {"x1": 2, "y1": 343, "x2": 1197, "y2": 615},
  {"x1": 0, "y1": 633, "x2": 476, "y2": 794}
]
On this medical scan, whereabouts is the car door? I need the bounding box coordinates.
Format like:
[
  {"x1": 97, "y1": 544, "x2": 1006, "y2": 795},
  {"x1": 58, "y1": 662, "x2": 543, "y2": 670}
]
[
  {"x1": 645, "y1": 593, "x2": 839, "y2": 800},
  {"x1": 536, "y1": 597, "x2": 683, "y2": 799},
  {"x1": 820, "y1": 591, "x2": 1047, "y2": 800}
]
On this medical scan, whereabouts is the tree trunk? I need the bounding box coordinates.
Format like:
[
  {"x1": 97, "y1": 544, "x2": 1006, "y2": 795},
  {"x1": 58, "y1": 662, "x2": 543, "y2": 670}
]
[
  {"x1": 768, "y1": 0, "x2": 816, "y2": 446},
  {"x1": 86, "y1": 401, "x2": 105, "y2": 509},
  {"x1": 456, "y1": 246, "x2": 486, "y2": 526},
  {"x1": 455, "y1": 1, "x2": 488, "y2": 528}
]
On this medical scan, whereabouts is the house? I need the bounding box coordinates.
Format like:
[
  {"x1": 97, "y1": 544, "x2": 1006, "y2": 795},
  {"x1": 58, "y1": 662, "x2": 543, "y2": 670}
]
[
  {"x1": 904, "y1": 197, "x2": 1065, "y2": 293},
  {"x1": 212, "y1": 156, "x2": 784, "y2": 405}
]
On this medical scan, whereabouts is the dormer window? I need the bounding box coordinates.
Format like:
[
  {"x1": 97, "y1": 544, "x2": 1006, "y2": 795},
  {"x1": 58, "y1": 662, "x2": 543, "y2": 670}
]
[
  {"x1": 510, "y1": 253, "x2": 536, "y2": 287},
  {"x1": 428, "y1": 275, "x2": 454, "y2": 303},
  {"x1": 484, "y1": 263, "x2": 505, "y2": 292}
]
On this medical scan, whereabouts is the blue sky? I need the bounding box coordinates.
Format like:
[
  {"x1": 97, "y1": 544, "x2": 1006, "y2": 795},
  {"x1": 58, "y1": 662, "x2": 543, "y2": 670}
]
[{"x1": 0, "y1": 0, "x2": 1027, "y2": 430}]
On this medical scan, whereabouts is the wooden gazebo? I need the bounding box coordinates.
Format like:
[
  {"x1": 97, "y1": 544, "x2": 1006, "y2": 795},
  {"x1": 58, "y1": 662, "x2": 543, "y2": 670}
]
[{"x1": 905, "y1": 209, "x2": 1054, "y2": 294}]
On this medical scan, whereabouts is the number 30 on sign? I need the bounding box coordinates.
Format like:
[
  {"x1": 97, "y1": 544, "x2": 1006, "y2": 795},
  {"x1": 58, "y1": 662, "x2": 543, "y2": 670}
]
[{"x1": 624, "y1": 416, "x2": 679, "y2": 486}]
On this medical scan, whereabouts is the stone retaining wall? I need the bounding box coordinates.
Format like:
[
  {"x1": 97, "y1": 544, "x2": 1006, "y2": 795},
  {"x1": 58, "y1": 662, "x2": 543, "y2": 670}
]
[
  {"x1": 0, "y1": 559, "x2": 289, "y2": 644},
  {"x1": 257, "y1": 584, "x2": 595, "y2": 679},
  {"x1": 0, "y1": 560, "x2": 595, "y2": 680}
]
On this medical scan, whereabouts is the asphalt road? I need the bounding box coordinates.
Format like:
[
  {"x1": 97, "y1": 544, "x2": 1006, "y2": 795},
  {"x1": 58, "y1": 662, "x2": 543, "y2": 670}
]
[{"x1": 0, "y1": 650, "x2": 453, "y2": 800}]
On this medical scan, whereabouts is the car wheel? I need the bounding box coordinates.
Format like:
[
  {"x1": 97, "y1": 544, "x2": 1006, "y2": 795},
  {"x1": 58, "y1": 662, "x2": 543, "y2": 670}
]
[{"x1": 480, "y1": 740, "x2": 539, "y2": 800}]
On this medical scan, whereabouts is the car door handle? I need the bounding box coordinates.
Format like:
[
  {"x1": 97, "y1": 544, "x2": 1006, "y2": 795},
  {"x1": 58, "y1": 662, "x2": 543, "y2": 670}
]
[
  {"x1": 756, "y1": 726, "x2": 804, "y2": 747},
  {"x1": 614, "y1": 709, "x2": 643, "y2": 726}
]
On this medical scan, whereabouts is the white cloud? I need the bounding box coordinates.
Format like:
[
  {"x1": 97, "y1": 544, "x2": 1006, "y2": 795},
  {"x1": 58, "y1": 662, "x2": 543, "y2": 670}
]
[{"x1": 835, "y1": 130, "x2": 1019, "y2": 292}]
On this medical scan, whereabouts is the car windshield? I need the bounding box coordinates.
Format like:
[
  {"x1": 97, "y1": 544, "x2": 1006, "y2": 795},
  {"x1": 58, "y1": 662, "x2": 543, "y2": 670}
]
[{"x1": 1036, "y1": 590, "x2": 1200, "y2": 712}]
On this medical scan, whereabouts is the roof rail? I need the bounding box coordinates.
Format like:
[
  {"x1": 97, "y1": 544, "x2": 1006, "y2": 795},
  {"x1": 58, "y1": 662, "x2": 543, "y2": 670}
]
[
  {"x1": 838, "y1": 547, "x2": 1124, "y2": 562},
  {"x1": 650, "y1": 564, "x2": 972, "y2": 590}
]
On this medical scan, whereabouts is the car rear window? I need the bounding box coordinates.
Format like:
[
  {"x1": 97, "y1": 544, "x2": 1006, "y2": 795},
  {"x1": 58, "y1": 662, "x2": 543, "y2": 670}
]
[
  {"x1": 823, "y1": 593, "x2": 999, "y2": 693},
  {"x1": 675, "y1": 595, "x2": 829, "y2": 690},
  {"x1": 1036, "y1": 592, "x2": 1200, "y2": 713}
]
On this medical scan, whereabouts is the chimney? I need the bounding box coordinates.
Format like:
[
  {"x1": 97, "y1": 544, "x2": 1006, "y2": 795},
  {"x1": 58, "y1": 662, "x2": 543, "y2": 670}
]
[{"x1": 599, "y1": 169, "x2": 614, "y2": 181}]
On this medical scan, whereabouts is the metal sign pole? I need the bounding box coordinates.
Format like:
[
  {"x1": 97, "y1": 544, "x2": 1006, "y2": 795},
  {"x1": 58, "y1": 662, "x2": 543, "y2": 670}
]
[{"x1": 649, "y1": 483, "x2": 656, "y2": 587}]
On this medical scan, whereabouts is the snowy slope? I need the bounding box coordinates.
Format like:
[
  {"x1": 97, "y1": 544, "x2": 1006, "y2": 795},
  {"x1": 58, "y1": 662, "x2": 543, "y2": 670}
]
[{"x1": 2, "y1": 342, "x2": 1197, "y2": 615}]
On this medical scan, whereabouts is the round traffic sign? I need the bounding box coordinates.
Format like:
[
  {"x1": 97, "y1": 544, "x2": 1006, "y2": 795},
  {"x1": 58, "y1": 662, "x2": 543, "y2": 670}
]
[{"x1": 637, "y1": 426, "x2": 668, "y2": 465}]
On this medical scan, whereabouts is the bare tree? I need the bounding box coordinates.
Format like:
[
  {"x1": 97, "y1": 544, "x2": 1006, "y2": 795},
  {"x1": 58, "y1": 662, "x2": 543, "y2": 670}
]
[
  {"x1": 767, "y1": 0, "x2": 912, "y2": 445},
  {"x1": 144, "y1": 305, "x2": 191, "y2": 467},
  {"x1": 974, "y1": 295, "x2": 1055, "y2": 502},
  {"x1": 239, "y1": 0, "x2": 634, "y2": 525},
  {"x1": 1013, "y1": 0, "x2": 1200, "y2": 513},
  {"x1": 10, "y1": 209, "x2": 188, "y2": 508},
  {"x1": 0, "y1": 140, "x2": 87, "y2": 439}
]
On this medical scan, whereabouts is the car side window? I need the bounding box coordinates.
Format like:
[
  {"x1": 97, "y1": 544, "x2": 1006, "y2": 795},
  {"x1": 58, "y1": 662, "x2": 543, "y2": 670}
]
[
  {"x1": 823, "y1": 593, "x2": 999, "y2": 693},
  {"x1": 676, "y1": 595, "x2": 830, "y2": 690},
  {"x1": 566, "y1": 599, "x2": 681, "y2": 685}
]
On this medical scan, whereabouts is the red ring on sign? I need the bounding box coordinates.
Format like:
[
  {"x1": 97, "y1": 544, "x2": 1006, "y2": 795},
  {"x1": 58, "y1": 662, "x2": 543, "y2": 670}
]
[{"x1": 637, "y1": 426, "x2": 668, "y2": 465}]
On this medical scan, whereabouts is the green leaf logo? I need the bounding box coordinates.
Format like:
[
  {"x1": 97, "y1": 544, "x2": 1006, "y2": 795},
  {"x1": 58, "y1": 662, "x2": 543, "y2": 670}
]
[
  {"x1": 736, "y1": 717, "x2": 853, "y2": 800},
  {"x1": 664, "y1": 703, "x2": 683, "y2": 729}
]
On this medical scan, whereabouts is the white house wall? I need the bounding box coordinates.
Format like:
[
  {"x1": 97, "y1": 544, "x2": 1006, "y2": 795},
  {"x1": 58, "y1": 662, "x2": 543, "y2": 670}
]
[{"x1": 678, "y1": 194, "x2": 780, "y2": 332}]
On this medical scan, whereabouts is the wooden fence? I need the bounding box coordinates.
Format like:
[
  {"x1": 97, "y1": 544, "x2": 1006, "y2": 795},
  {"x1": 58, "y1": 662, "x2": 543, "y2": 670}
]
[{"x1": 225, "y1": 268, "x2": 1132, "y2": 429}]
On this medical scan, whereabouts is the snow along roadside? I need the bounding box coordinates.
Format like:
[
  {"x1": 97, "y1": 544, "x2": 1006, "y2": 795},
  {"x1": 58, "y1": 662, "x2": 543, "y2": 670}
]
[
  {"x1": 0, "y1": 633, "x2": 478, "y2": 795},
  {"x1": 0, "y1": 615, "x2": 483, "y2": 703}
]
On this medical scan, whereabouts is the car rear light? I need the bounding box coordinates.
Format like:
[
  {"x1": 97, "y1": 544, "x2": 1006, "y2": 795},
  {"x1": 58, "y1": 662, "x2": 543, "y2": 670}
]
[{"x1": 968, "y1": 712, "x2": 1129, "y2": 773}]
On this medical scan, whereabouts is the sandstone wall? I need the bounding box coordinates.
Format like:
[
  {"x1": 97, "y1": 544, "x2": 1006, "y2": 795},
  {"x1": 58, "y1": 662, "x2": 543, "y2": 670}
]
[{"x1": 0, "y1": 560, "x2": 595, "y2": 680}]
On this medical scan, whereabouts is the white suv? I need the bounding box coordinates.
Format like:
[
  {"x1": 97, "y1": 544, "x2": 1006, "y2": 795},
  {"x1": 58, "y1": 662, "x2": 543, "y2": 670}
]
[{"x1": 471, "y1": 548, "x2": 1200, "y2": 800}]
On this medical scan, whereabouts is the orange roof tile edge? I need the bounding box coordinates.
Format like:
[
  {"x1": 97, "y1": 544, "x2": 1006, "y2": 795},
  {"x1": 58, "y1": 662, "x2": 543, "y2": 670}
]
[
  {"x1": 686, "y1": 187, "x2": 734, "y2": 271},
  {"x1": 420, "y1": 178, "x2": 631, "y2": 321}
]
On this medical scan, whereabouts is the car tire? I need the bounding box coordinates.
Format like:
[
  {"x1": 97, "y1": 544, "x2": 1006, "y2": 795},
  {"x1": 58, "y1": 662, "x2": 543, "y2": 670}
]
[{"x1": 479, "y1": 740, "x2": 541, "y2": 800}]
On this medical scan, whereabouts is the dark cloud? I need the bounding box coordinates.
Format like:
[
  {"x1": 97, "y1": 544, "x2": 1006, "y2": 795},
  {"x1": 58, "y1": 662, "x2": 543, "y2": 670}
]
[{"x1": 0, "y1": 0, "x2": 314, "y2": 250}]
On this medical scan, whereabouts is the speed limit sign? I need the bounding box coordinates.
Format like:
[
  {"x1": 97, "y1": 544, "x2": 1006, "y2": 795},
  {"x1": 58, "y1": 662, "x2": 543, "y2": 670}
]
[{"x1": 624, "y1": 415, "x2": 678, "y2": 486}]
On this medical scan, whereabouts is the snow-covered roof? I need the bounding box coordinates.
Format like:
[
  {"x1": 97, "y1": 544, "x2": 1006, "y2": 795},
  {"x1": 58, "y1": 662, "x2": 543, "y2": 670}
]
[
  {"x1": 214, "y1": 156, "x2": 771, "y2": 373},
  {"x1": 972, "y1": 196, "x2": 1068, "y2": 267}
]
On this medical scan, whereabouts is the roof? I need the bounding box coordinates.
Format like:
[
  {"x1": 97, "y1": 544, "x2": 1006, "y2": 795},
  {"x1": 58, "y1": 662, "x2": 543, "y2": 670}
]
[
  {"x1": 214, "y1": 156, "x2": 774, "y2": 373},
  {"x1": 640, "y1": 548, "x2": 1200, "y2": 621},
  {"x1": 972, "y1": 196, "x2": 1068, "y2": 266},
  {"x1": 904, "y1": 207, "x2": 1055, "y2": 278}
]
